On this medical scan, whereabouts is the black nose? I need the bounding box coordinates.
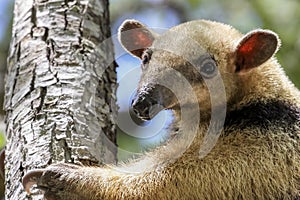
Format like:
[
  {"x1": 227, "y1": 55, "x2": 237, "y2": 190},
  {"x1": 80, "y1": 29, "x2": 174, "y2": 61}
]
[
  {"x1": 131, "y1": 98, "x2": 152, "y2": 121},
  {"x1": 131, "y1": 96, "x2": 163, "y2": 121}
]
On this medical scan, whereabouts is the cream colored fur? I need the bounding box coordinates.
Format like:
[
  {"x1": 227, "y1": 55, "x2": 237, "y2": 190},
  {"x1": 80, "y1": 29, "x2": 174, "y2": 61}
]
[{"x1": 27, "y1": 20, "x2": 300, "y2": 200}]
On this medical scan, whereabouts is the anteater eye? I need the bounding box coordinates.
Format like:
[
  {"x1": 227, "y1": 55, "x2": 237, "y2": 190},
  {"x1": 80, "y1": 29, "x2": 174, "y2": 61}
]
[
  {"x1": 142, "y1": 49, "x2": 152, "y2": 67},
  {"x1": 200, "y1": 59, "x2": 217, "y2": 79},
  {"x1": 142, "y1": 54, "x2": 150, "y2": 65}
]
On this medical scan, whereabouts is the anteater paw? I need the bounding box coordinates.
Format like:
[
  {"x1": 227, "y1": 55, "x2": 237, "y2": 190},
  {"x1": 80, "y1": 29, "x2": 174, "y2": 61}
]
[{"x1": 22, "y1": 163, "x2": 84, "y2": 200}]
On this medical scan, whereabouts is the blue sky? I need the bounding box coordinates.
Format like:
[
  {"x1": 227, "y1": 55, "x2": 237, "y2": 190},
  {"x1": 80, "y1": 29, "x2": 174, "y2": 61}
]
[{"x1": 0, "y1": 0, "x2": 12, "y2": 42}]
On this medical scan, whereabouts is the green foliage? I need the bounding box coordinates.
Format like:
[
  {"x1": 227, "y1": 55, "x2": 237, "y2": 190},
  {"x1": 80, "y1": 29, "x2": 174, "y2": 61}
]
[
  {"x1": 188, "y1": 0, "x2": 202, "y2": 7},
  {"x1": 249, "y1": 0, "x2": 300, "y2": 88},
  {"x1": 117, "y1": 127, "x2": 144, "y2": 161},
  {"x1": 0, "y1": 133, "x2": 5, "y2": 149}
]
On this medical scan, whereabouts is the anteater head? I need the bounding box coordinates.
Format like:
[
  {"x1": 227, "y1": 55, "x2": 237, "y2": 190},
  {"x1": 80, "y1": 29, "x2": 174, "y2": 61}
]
[{"x1": 118, "y1": 20, "x2": 280, "y2": 121}]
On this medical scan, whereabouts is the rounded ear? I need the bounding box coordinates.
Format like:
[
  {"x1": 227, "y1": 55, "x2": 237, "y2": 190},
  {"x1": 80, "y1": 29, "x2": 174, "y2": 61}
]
[
  {"x1": 118, "y1": 20, "x2": 156, "y2": 59},
  {"x1": 234, "y1": 30, "x2": 280, "y2": 73}
]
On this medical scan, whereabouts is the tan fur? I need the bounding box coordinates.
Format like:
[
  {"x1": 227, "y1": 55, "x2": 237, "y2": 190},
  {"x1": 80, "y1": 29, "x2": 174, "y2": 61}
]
[{"x1": 25, "y1": 20, "x2": 300, "y2": 200}]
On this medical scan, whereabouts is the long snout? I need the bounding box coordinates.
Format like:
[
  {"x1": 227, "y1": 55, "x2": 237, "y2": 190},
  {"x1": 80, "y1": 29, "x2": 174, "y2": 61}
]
[
  {"x1": 131, "y1": 85, "x2": 177, "y2": 121},
  {"x1": 131, "y1": 92, "x2": 164, "y2": 121}
]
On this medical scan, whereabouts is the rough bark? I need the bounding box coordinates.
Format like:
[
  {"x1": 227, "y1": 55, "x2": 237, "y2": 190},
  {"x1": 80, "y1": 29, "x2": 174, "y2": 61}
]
[{"x1": 4, "y1": 0, "x2": 117, "y2": 199}]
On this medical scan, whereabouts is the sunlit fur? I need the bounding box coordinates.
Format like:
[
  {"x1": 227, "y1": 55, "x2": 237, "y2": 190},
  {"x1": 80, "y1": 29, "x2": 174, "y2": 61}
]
[{"x1": 31, "y1": 20, "x2": 300, "y2": 200}]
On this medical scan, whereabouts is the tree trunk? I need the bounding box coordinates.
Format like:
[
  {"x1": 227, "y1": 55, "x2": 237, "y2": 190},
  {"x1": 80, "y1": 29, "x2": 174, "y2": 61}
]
[{"x1": 4, "y1": 0, "x2": 117, "y2": 199}]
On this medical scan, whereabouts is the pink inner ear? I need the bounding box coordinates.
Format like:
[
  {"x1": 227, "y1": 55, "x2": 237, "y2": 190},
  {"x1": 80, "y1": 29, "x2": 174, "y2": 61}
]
[
  {"x1": 235, "y1": 31, "x2": 278, "y2": 72},
  {"x1": 122, "y1": 28, "x2": 154, "y2": 58},
  {"x1": 238, "y1": 34, "x2": 259, "y2": 56},
  {"x1": 135, "y1": 30, "x2": 153, "y2": 48}
]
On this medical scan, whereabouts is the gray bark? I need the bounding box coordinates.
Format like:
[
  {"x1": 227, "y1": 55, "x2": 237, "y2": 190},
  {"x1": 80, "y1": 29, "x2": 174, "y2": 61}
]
[{"x1": 4, "y1": 0, "x2": 117, "y2": 199}]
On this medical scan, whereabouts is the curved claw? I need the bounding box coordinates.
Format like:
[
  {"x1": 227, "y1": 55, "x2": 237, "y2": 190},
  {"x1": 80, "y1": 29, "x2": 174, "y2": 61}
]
[{"x1": 22, "y1": 169, "x2": 45, "y2": 194}]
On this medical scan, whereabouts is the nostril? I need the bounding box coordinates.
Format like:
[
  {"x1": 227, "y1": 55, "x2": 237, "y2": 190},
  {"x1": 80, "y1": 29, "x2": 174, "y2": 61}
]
[
  {"x1": 129, "y1": 107, "x2": 149, "y2": 125},
  {"x1": 140, "y1": 107, "x2": 150, "y2": 119},
  {"x1": 144, "y1": 108, "x2": 150, "y2": 116},
  {"x1": 132, "y1": 102, "x2": 150, "y2": 116},
  {"x1": 131, "y1": 98, "x2": 153, "y2": 120},
  {"x1": 131, "y1": 92, "x2": 165, "y2": 121},
  {"x1": 132, "y1": 106, "x2": 140, "y2": 116}
]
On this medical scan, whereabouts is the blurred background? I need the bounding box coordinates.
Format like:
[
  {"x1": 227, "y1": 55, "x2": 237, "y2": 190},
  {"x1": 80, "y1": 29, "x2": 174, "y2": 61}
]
[{"x1": 0, "y1": 0, "x2": 299, "y2": 159}]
